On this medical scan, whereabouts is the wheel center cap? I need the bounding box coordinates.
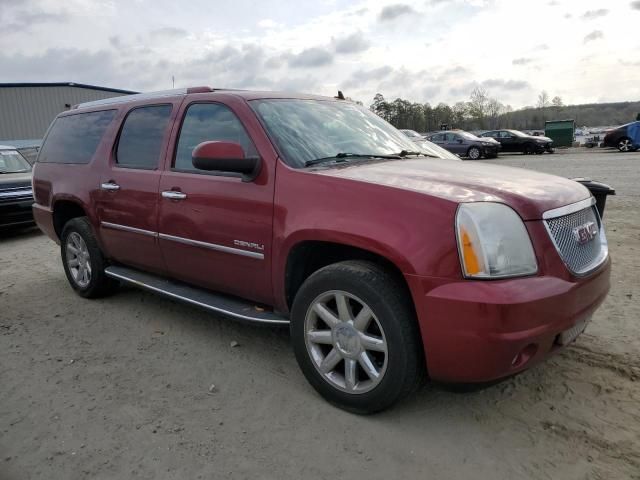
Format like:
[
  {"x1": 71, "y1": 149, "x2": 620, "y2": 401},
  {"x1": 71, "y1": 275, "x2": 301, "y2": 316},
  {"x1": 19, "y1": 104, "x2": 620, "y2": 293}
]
[{"x1": 333, "y1": 323, "x2": 361, "y2": 358}]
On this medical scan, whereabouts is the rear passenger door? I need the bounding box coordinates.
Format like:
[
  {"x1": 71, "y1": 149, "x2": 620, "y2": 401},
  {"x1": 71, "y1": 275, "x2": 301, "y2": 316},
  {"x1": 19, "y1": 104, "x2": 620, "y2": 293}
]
[
  {"x1": 157, "y1": 101, "x2": 275, "y2": 305},
  {"x1": 95, "y1": 104, "x2": 174, "y2": 274}
]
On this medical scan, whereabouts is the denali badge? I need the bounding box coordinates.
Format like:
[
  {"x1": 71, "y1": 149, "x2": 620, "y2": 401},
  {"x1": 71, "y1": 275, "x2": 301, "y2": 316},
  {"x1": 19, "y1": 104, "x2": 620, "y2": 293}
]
[
  {"x1": 572, "y1": 221, "x2": 598, "y2": 245},
  {"x1": 234, "y1": 240, "x2": 265, "y2": 251}
]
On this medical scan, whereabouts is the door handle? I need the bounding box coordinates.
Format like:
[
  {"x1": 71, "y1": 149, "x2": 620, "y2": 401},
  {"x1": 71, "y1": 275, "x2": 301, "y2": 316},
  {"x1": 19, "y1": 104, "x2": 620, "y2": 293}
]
[
  {"x1": 101, "y1": 182, "x2": 120, "y2": 191},
  {"x1": 161, "y1": 190, "x2": 187, "y2": 200}
]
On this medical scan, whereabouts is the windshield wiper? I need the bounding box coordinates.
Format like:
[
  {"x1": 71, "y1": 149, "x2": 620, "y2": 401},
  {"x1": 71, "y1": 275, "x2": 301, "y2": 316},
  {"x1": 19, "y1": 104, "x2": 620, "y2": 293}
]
[
  {"x1": 397, "y1": 150, "x2": 439, "y2": 158},
  {"x1": 304, "y1": 152, "x2": 402, "y2": 167}
]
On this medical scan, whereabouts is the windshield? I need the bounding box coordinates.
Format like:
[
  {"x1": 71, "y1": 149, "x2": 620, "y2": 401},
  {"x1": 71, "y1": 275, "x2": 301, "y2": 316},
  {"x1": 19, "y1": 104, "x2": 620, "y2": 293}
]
[
  {"x1": 458, "y1": 131, "x2": 480, "y2": 140},
  {"x1": 0, "y1": 150, "x2": 31, "y2": 173},
  {"x1": 401, "y1": 129, "x2": 422, "y2": 138},
  {"x1": 251, "y1": 99, "x2": 458, "y2": 167}
]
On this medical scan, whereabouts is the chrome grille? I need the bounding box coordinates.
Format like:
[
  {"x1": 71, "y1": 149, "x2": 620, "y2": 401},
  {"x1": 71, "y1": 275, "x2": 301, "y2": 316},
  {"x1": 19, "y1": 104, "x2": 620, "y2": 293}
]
[{"x1": 545, "y1": 205, "x2": 607, "y2": 275}]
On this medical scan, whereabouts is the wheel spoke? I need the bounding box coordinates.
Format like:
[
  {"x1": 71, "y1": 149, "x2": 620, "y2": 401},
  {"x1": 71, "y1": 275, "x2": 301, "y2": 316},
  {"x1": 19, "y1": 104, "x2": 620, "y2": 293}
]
[
  {"x1": 307, "y1": 330, "x2": 333, "y2": 345},
  {"x1": 358, "y1": 351, "x2": 380, "y2": 380},
  {"x1": 68, "y1": 258, "x2": 79, "y2": 267},
  {"x1": 344, "y1": 359, "x2": 357, "y2": 391},
  {"x1": 320, "y1": 348, "x2": 342, "y2": 373},
  {"x1": 353, "y1": 306, "x2": 372, "y2": 331},
  {"x1": 313, "y1": 303, "x2": 340, "y2": 328},
  {"x1": 335, "y1": 293, "x2": 352, "y2": 322},
  {"x1": 360, "y1": 333, "x2": 385, "y2": 352},
  {"x1": 67, "y1": 245, "x2": 79, "y2": 255}
]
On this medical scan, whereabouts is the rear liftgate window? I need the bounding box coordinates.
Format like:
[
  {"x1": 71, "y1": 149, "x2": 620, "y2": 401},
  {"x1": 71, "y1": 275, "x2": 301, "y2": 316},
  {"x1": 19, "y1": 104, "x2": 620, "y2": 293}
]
[{"x1": 38, "y1": 110, "x2": 117, "y2": 164}]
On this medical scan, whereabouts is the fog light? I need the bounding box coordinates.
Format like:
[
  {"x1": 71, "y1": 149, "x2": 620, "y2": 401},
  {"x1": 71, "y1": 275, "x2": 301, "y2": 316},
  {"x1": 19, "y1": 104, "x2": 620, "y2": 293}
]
[{"x1": 511, "y1": 344, "x2": 538, "y2": 368}]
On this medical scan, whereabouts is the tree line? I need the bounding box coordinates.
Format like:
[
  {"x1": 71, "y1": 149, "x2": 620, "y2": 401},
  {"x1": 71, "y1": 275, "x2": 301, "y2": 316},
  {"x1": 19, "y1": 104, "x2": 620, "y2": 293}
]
[{"x1": 369, "y1": 88, "x2": 640, "y2": 133}]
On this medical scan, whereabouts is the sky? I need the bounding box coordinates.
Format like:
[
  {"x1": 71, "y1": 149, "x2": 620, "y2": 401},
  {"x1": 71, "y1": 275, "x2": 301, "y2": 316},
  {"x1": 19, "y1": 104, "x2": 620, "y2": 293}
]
[{"x1": 1, "y1": 0, "x2": 639, "y2": 109}]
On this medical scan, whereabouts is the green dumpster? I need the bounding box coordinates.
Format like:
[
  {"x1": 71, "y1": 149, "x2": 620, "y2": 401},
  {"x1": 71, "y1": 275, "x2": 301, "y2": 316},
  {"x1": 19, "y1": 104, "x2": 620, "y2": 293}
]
[{"x1": 545, "y1": 119, "x2": 575, "y2": 148}]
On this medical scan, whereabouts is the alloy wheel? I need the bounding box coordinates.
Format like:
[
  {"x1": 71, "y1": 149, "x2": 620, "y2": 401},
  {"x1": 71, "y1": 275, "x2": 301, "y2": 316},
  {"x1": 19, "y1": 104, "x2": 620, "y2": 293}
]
[
  {"x1": 618, "y1": 139, "x2": 632, "y2": 152},
  {"x1": 304, "y1": 290, "x2": 388, "y2": 394},
  {"x1": 66, "y1": 232, "x2": 92, "y2": 288}
]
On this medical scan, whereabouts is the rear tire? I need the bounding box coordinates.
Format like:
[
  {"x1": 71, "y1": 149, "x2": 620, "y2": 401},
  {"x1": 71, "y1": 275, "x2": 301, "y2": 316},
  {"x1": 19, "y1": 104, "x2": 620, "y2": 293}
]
[
  {"x1": 61, "y1": 217, "x2": 118, "y2": 298},
  {"x1": 290, "y1": 260, "x2": 425, "y2": 414}
]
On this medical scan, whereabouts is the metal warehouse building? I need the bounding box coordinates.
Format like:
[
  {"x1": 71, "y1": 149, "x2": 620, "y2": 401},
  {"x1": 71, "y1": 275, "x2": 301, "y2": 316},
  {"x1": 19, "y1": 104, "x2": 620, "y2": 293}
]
[{"x1": 0, "y1": 82, "x2": 136, "y2": 144}]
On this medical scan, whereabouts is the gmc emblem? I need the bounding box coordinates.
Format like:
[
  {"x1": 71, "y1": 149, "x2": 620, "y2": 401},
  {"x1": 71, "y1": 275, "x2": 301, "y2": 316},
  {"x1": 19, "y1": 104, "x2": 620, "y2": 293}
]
[{"x1": 572, "y1": 221, "x2": 598, "y2": 245}]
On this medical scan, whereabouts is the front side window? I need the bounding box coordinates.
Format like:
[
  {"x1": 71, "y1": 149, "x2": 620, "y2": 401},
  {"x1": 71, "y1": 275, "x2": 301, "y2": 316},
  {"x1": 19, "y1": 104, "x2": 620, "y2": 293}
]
[
  {"x1": 38, "y1": 110, "x2": 117, "y2": 164},
  {"x1": 251, "y1": 99, "x2": 458, "y2": 168},
  {"x1": 445, "y1": 133, "x2": 459, "y2": 142},
  {"x1": 174, "y1": 103, "x2": 257, "y2": 172},
  {"x1": 0, "y1": 150, "x2": 31, "y2": 173}
]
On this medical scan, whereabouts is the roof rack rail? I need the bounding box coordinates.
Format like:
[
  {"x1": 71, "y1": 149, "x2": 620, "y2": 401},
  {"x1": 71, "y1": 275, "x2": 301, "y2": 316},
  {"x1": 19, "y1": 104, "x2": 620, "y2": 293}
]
[{"x1": 73, "y1": 86, "x2": 214, "y2": 109}]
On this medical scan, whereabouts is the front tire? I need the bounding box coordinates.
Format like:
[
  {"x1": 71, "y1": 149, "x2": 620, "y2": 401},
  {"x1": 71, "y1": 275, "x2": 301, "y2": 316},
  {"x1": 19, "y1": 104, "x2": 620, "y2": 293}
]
[
  {"x1": 291, "y1": 260, "x2": 425, "y2": 414},
  {"x1": 618, "y1": 137, "x2": 634, "y2": 152},
  {"x1": 523, "y1": 143, "x2": 533, "y2": 155},
  {"x1": 61, "y1": 217, "x2": 117, "y2": 298},
  {"x1": 467, "y1": 146, "x2": 481, "y2": 160}
]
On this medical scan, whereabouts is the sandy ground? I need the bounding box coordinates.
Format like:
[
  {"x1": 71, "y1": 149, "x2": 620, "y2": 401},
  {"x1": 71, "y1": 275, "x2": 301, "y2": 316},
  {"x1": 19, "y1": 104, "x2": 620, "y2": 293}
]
[{"x1": 1, "y1": 149, "x2": 639, "y2": 480}]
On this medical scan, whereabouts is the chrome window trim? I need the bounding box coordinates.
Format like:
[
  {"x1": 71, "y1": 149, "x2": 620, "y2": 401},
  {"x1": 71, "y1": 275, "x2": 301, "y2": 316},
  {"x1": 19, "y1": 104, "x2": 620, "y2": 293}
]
[
  {"x1": 542, "y1": 196, "x2": 595, "y2": 220},
  {"x1": 158, "y1": 233, "x2": 264, "y2": 260},
  {"x1": 100, "y1": 221, "x2": 157, "y2": 238}
]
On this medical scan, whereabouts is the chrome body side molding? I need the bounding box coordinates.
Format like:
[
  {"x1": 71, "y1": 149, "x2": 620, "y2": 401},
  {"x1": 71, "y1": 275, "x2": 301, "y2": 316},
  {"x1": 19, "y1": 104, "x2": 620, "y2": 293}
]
[
  {"x1": 101, "y1": 221, "x2": 157, "y2": 238},
  {"x1": 158, "y1": 233, "x2": 264, "y2": 260}
]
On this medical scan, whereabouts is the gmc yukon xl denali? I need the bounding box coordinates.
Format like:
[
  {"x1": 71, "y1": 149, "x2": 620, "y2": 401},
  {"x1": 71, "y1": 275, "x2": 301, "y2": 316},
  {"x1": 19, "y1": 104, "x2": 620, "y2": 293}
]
[{"x1": 32, "y1": 87, "x2": 611, "y2": 413}]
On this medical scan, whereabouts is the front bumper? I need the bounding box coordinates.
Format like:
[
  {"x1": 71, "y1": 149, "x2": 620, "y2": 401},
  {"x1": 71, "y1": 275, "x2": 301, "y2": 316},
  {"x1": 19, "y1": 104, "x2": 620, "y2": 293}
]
[
  {"x1": 406, "y1": 258, "x2": 611, "y2": 383},
  {"x1": 0, "y1": 196, "x2": 35, "y2": 228}
]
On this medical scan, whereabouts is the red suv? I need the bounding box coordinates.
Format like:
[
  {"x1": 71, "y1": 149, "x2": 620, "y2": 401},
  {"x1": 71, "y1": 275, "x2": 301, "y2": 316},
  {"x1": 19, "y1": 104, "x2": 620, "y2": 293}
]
[{"x1": 32, "y1": 87, "x2": 611, "y2": 413}]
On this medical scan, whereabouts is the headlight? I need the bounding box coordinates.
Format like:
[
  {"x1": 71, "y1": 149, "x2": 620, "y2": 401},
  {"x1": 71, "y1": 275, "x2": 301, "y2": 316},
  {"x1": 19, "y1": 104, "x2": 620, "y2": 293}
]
[{"x1": 456, "y1": 202, "x2": 538, "y2": 278}]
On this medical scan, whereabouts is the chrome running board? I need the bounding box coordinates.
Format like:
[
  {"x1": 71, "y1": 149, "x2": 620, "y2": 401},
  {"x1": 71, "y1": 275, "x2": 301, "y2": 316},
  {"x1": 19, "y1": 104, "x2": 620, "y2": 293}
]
[{"x1": 104, "y1": 265, "x2": 289, "y2": 325}]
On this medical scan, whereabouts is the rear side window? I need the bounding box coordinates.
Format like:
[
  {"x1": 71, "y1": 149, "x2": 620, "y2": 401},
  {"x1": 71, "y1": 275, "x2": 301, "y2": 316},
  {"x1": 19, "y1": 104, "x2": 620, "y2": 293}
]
[
  {"x1": 116, "y1": 105, "x2": 172, "y2": 169},
  {"x1": 38, "y1": 110, "x2": 117, "y2": 164},
  {"x1": 174, "y1": 103, "x2": 257, "y2": 172}
]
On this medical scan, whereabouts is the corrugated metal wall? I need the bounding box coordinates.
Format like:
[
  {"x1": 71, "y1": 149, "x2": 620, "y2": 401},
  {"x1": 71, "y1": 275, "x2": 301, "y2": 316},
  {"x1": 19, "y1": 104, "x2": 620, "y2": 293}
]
[{"x1": 0, "y1": 86, "x2": 129, "y2": 142}]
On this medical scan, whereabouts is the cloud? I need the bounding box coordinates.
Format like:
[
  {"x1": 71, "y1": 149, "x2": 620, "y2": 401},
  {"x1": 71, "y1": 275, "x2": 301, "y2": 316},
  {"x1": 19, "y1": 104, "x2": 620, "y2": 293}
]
[
  {"x1": 512, "y1": 57, "x2": 534, "y2": 65},
  {"x1": 422, "y1": 85, "x2": 441, "y2": 99},
  {"x1": 149, "y1": 27, "x2": 187, "y2": 39},
  {"x1": 583, "y1": 30, "x2": 604, "y2": 43},
  {"x1": 378, "y1": 4, "x2": 416, "y2": 21},
  {"x1": 342, "y1": 66, "x2": 394, "y2": 89},
  {"x1": 257, "y1": 19, "x2": 281, "y2": 28},
  {"x1": 4, "y1": 8, "x2": 69, "y2": 29},
  {"x1": 582, "y1": 9, "x2": 608, "y2": 19},
  {"x1": 333, "y1": 32, "x2": 371, "y2": 54},
  {"x1": 289, "y1": 47, "x2": 333, "y2": 68},
  {"x1": 481, "y1": 79, "x2": 530, "y2": 90},
  {"x1": 631, "y1": 1, "x2": 640, "y2": 9}
]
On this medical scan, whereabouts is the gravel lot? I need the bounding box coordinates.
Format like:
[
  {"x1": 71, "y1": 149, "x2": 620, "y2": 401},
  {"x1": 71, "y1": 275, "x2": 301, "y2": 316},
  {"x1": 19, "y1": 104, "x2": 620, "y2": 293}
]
[{"x1": 1, "y1": 148, "x2": 639, "y2": 480}]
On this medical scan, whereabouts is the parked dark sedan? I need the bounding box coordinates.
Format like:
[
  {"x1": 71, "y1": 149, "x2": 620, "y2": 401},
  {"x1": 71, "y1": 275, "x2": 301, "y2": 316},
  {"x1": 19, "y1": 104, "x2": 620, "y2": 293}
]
[
  {"x1": 427, "y1": 130, "x2": 499, "y2": 159},
  {"x1": 0, "y1": 145, "x2": 34, "y2": 229},
  {"x1": 603, "y1": 121, "x2": 640, "y2": 152},
  {"x1": 480, "y1": 129, "x2": 554, "y2": 154}
]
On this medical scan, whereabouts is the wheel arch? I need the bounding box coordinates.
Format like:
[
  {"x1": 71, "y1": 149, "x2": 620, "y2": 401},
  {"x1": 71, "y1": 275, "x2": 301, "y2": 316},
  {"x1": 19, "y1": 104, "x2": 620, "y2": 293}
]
[
  {"x1": 52, "y1": 198, "x2": 88, "y2": 240},
  {"x1": 282, "y1": 239, "x2": 414, "y2": 313}
]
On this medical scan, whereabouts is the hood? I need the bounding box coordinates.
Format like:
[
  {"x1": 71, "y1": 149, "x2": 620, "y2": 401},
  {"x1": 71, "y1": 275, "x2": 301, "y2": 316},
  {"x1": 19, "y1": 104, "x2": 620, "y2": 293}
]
[
  {"x1": 313, "y1": 158, "x2": 589, "y2": 220},
  {"x1": 533, "y1": 135, "x2": 553, "y2": 142},
  {"x1": 0, "y1": 171, "x2": 32, "y2": 190}
]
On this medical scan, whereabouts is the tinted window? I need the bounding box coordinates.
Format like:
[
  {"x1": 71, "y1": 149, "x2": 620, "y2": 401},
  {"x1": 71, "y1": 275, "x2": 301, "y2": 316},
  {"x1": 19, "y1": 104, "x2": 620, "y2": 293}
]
[
  {"x1": 445, "y1": 133, "x2": 458, "y2": 142},
  {"x1": 431, "y1": 133, "x2": 445, "y2": 142},
  {"x1": 39, "y1": 110, "x2": 117, "y2": 164},
  {"x1": 174, "y1": 103, "x2": 257, "y2": 172},
  {"x1": 116, "y1": 105, "x2": 172, "y2": 169}
]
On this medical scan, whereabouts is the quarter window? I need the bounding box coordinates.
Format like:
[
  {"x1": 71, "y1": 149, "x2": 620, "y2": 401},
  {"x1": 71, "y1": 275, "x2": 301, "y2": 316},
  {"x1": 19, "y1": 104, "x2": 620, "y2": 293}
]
[
  {"x1": 174, "y1": 103, "x2": 257, "y2": 172},
  {"x1": 116, "y1": 105, "x2": 172, "y2": 169},
  {"x1": 38, "y1": 110, "x2": 117, "y2": 164}
]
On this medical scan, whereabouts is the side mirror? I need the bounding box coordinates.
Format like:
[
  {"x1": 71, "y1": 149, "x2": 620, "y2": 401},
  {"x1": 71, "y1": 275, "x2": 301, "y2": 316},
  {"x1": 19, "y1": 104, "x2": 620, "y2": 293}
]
[
  {"x1": 192, "y1": 141, "x2": 260, "y2": 181},
  {"x1": 456, "y1": 139, "x2": 463, "y2": 144}
]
